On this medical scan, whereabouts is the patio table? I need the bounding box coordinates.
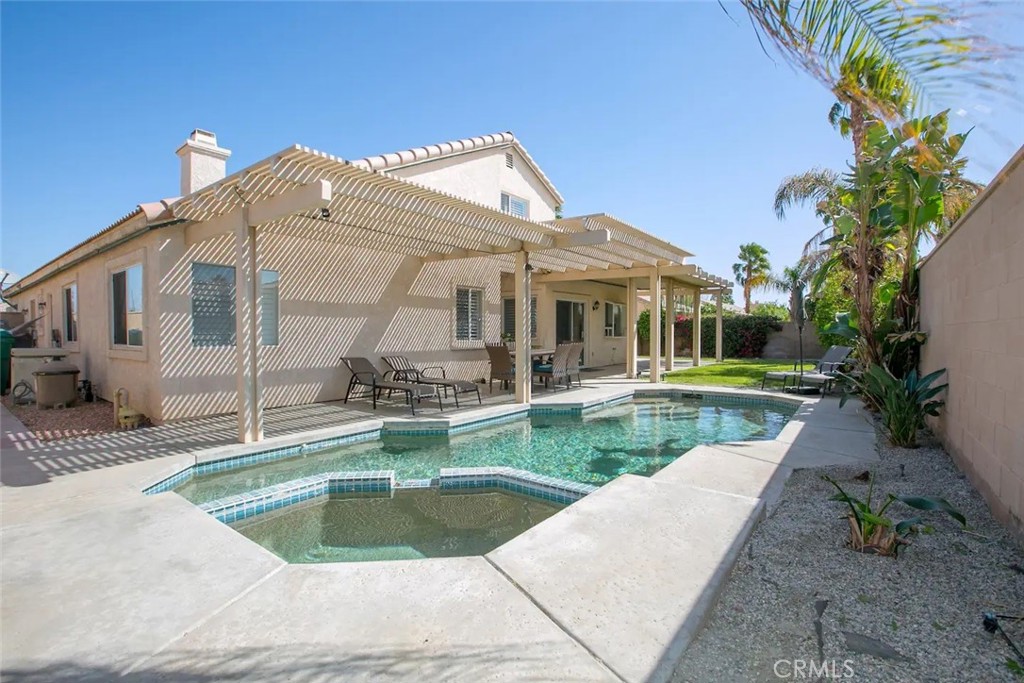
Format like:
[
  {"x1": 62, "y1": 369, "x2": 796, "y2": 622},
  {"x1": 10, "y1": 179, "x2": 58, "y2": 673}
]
[{"x1": 509, "y1": 348, "x2": 556, "y2": 363}]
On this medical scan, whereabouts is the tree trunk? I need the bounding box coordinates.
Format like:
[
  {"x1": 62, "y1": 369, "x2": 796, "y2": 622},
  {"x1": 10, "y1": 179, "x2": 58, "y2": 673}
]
[{"x1": 850, "y1": 100, "x2": 866, "y2": 165}]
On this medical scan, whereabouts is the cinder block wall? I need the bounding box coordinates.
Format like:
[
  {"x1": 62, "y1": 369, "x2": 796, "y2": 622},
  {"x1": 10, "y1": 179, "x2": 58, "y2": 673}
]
[{"x1": 919, "y1": 146, "x2": 1024, "y2": 538}]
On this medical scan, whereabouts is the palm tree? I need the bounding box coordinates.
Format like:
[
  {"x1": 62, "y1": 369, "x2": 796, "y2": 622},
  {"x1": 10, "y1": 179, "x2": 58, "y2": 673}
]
[
  {"x1": 733, "y1": 243, "x2": 772, "y2": 314},
  {"x1": 769, "y1": 263, "x2": 813, "y2": 323},
  {"x1": 775, "y1": 112, "x2": 980, "y2": 365}
]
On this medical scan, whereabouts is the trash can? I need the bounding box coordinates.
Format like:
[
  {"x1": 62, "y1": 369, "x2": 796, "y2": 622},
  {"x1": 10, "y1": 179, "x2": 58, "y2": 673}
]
[
  {"x1": 33, "y1": 360, "x2": 80, "y2": 408},
  {"x1": 0, "y1": 329, "x2": 12, "y2": 395}
]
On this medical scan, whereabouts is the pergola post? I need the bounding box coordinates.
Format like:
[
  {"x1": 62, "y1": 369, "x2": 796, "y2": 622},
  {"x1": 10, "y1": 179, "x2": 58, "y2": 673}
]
[
  {"x1": 626, "y1": 277, "x2": 638, "y2": 379},
  {"x1": 692, "y1": 286, "x2": 702, "y2": 367},
  {"x1": 650, "y1": 270, "x2": 661, "y2": 383},
  {"x1": 665, "y1": 279, "x2": 675, "y2": 375},
  {"x1": 235, "y1": 206, "x2": 263, "y2": 443},
  {"x1": 514, "y1": 251, "x2": 532, "y2": 403},
  {"x1": 715, "y1": 290, "x2": 724, "y2": 362}
]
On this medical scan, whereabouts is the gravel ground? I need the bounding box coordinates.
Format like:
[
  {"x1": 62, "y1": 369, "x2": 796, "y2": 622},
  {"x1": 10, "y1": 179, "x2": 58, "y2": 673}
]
[
  {"x1": 1, "y1": 397, "x2": 140, "y2": 441},
  {"x1": 673, "y1": 423, "x2": 1024, "y2": 682}
]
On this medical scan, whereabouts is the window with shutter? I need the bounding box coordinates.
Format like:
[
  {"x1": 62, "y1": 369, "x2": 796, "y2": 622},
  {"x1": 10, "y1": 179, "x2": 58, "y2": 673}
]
[
  {"x1": 191, "y1": 263, "x2": 236, "y2": 347},
  {"x1": 500, "y1": 192, "x2": 529, "y2": 219},
  {"x1": 455, "y1": 287, "x2": 484, "y2": 341},
  {"x1": 502, "y1": 297, "x2": 537, "y2": 338},
  {"x1": 260, "y1": 270, "x2": 280, "y2": 346}
]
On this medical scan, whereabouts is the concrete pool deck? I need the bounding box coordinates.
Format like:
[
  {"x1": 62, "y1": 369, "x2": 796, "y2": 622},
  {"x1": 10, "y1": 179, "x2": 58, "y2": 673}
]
[{"x1": 1, "y1": 382, "x2": 878, "y2": 682}]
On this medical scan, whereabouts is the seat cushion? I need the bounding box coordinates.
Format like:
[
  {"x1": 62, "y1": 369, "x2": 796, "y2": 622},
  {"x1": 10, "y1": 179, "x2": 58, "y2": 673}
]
[{"x1": 534, "y1": 364, "x2": 553, "y2": 373}]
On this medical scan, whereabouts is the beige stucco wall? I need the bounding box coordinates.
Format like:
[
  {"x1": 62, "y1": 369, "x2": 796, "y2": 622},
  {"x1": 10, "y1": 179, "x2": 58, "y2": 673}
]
[
  {"x1": 500, "y1": 275, "x2": 631, "y2": 367},
  {"x1": 8, "y1": 218, "x2": 165, "y2": 420},
  {"x1": 153, "y1": 220, "x2": 508, "y2": 422},
  {"x1": 762, "y1": 322, "x2": 826, "y2": 360},
  {"x1": 919, "y1": 146, "x2": 1024, "y2": 536},
  {"x1": 388, "y1": 146, "x2": 559, "y2": 222}
]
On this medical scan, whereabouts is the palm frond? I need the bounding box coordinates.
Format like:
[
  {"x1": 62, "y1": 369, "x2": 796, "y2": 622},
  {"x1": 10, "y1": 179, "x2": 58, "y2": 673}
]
[
  {"x1": 774, "y1": 168, "x2": 841, "y2": 220},
  {"x1": 742, "y1": 0, "x2": 1005, "y2": 121}
]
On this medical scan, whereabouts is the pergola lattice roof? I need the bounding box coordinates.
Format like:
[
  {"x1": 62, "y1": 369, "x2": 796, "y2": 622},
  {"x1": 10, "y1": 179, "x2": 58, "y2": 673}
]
[{"x1": 171, "y1": 145, "x2": 731, "y2": 287}]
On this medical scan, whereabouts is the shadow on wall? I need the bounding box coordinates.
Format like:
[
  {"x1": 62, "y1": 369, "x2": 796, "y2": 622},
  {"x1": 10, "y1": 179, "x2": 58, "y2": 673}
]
[
  {"x1": 156, "y1": 232, "x2": 502, "y2": 422},
  {"x1": 2, "y1": 642, "x2": 567, "y2": 683}
]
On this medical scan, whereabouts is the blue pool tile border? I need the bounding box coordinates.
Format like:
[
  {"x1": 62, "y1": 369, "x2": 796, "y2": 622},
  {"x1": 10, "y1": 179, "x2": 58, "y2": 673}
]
[
  {"x1": 634, "y1": 390, "x2": 798, "y2": 415},
  {"x1": 438, "y1": 467, "x2": 597, "y2": 506},
  {"x1": 142, "y1": 428, "x2": 381, "y2": 495},
  {"x1": 199, "y1": 467, "x2": 591, "y2": 525},
  {"x1": 201, "y1": 470, "x2": 396, "y2": 524}
]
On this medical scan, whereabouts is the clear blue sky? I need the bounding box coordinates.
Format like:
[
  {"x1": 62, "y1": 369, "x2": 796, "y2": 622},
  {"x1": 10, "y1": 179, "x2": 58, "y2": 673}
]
[{"x1": 2, "y1": 2, "x2": 1021, "y2": 304}]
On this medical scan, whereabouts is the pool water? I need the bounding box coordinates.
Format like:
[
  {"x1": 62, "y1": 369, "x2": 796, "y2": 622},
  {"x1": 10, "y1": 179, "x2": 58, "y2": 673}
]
[
  {"x1": 176, "y1": 397, "x2": 793, "y2": 505},
  {"x1": 232, "y1": 488, "x2": 562, "y2": 563}
]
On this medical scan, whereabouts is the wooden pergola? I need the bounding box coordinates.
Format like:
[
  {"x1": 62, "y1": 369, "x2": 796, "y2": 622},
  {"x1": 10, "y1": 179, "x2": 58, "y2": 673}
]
[{"x1": 171, "y1": 144, "x2": 731, "y2": 443}]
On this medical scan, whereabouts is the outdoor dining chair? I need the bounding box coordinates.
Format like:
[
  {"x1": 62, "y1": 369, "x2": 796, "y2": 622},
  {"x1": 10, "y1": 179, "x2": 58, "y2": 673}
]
[
  {"x1": 534, "y1": 343, "x2": 574, "y2": 390},
  {"x1": 484, "y1": 343, "x2": 516, "y2": 393}
]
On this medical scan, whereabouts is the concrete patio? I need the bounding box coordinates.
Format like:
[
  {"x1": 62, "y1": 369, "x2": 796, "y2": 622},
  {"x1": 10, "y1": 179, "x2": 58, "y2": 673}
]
[{"x1": 1, "y1": 377, "x2": 878, "y2": 682}]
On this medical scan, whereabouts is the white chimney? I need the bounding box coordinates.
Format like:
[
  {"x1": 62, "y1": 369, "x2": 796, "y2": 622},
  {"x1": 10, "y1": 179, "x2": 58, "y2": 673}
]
[{"x1": 175, "y1": 129, "x2": 231, "y2": 196}]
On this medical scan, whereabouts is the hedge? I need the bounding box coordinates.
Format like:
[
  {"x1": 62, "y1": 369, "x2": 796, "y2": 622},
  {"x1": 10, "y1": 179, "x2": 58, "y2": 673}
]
[{"x1": 673, "y1": 314, "x2": 782, "y2": 359}]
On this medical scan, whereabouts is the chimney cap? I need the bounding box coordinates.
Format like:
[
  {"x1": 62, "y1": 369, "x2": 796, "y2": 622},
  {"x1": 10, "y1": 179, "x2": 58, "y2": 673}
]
[{"x1": 176, "y1": 129, "x2": 231, "y2": 160}]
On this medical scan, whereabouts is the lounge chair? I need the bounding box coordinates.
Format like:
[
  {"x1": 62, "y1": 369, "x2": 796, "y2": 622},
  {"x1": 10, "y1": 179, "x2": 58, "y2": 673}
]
[
  {"x1": 535, "y1": 344, "x2": 574, "y2": 390},
  {"x1": 761, "y1": 345, "x2": 853, "y2": 393},
  {"x1": 341, "y1": 357, "x2": 441, "y2": 415},
  {"x1": 381, "y1": 355, "x2": 482, "y2": 408},
  {"x1": 485, "y1": 343, "x2": 515, "y2": 393}
]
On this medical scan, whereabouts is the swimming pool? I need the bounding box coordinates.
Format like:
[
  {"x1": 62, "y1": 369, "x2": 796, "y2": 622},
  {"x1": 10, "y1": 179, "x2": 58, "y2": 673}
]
[{"x1": 174, "y1": 395, "x2": 794, "y2": 505}]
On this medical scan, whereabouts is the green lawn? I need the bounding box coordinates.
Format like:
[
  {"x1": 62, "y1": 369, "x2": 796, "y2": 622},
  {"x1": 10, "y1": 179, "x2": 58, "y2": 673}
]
[{"x1": 664, "y1": 359, "x2": 813, "y2": 388}]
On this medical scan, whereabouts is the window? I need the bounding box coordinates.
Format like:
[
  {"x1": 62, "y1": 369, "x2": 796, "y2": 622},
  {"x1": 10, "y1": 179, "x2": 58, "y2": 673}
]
[
  {"x1": 500, "y1": 192, "x2": 529, "y2": 219},
  {"x1": 261, "y1": 270, "x2": 280, "y2": 346},
  {"x1": 112, "y1": 264, "x2": 144, "y2": 346},
  {"x1": 502, "y1": 297, "x2": 537, "y2": 338},
  {"x1": 604, "y1": 302, "x2": 626, "y2": 337},
  {"x1": 505, "y1": 152, "x2": 514, "y2": 169},
  {"x1": 63, "y1": 284, "x2": 78, "y2": 343},
  {"x1": 191, "y1": 263, "x2": 236, "y2": 347},
  {"x1": 455, "y1": 287, "x2": 484, "y2": 341}
]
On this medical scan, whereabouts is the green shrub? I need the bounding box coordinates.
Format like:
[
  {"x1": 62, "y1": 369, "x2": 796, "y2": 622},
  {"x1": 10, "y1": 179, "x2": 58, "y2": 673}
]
[
  {"x1": 674, "y1": 314, "x2": 782, "y2": 358},
  {"x1": 824, "y1": 473, "x2": 965, "y2": 557},
  {"x1": 839, "y1": 364, "x2": 948, "y2": 447},
  {"x1": 750, "y1": 301, "x2": 789, "y2": 321}
]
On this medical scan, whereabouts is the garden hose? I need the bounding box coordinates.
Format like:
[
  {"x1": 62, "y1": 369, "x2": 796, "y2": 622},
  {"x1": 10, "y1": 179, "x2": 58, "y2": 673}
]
[
  {"x1": 983, "y1": 612, "x2": 1024, "y2": 665},
  {"x1": 11, "y1": 380, "x2": 34, "y2": 403}
]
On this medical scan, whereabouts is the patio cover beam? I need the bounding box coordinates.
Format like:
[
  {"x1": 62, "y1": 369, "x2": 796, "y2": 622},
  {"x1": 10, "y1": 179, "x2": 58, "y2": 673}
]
[
  {"x1": 514, "y1": 252, "x2": 532, "y2": 404},
  {"x1": 234, "y1": 180, "x2": 333, "y2": 443},
  {"x1": 650, "y1": 269, "x2": 662, "y2": 383},
  {"x1": 626, "y1": 277, "x2": 639, "y2": 379}
]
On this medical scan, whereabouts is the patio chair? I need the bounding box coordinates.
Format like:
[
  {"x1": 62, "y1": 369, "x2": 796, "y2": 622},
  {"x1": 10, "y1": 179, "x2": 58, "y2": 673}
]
[
  {"x1": 340, "y1": 357, "x2": 441, "y2": 415},
  {"x1": 534, "y1": 343, "x2": 574, "y2": 391},
  {"x1": 760, "y1": 345, "x2": 853, "y2": 393},
  {"x1": 566, "y1": 342, "x2": 584, "y2": 387},
  {"x1": 485, "y1": 343, "x2": 515, "y2": 393},
  {"x1": 381, "y1": 355, "x2": 482, "y2": 408}
]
